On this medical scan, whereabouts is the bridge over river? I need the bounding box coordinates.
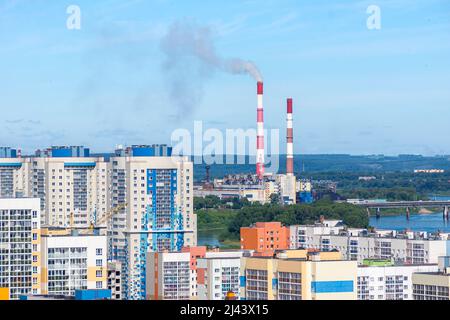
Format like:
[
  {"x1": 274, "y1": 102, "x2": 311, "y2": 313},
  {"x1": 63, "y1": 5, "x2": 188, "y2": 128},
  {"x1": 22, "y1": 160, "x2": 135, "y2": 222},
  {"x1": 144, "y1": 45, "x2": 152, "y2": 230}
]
[{"x1": 347, "y1": 200, "x2": 450, "y2": 220}]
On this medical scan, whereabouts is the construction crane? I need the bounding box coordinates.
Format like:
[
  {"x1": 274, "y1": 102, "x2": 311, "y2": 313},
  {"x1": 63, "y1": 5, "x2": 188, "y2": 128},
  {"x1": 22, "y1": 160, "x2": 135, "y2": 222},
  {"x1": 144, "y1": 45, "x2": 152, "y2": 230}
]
[
  {"x1": 77, "y1": 203, "x2": 128, "y2": 235},
  {"x1": 69, "y1": 209, "x2": 79, "y2": 232}
]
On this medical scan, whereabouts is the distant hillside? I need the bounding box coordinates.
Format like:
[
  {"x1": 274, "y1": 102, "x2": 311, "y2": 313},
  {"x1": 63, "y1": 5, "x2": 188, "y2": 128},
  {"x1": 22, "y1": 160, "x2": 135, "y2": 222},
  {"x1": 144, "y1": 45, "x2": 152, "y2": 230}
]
[
  {"x1": 89, "y1": 152, "x2": 450, "y2": 182},
  {"x1": 193, "y1": 154, "x2": 450, "y2": 182}
]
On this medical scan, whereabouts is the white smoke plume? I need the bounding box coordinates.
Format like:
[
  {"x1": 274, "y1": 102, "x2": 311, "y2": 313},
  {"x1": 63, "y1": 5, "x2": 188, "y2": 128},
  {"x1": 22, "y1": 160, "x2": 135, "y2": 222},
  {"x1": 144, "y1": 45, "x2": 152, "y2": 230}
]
[
  {"x1": 161, "y1": 20, "x2": 263, "y2": 117},
  {"x1": 223, "y1": 58, "x2": 263, "y2": 82}
]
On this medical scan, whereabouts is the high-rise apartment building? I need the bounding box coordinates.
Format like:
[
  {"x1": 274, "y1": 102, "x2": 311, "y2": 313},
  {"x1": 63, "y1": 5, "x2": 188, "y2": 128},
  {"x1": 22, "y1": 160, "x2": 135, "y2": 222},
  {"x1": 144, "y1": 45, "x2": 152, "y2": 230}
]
[
  {"x1": 109, "y1": 145, "x2": 196, "y2": 300},
  {"x1": 29, "y1": 146, "x2": 109, "y2": 228},
  {"x1": 0, "y1": 146, "x2": 109, "y2": 228},
  {"x1": 40, "y1": 228, "x2": 107, "y2": 296},
  {"x1": 0, "y1": 148, "x2": 24, "y2": 199},
  {"x1": 1, "y1": 144, "x2": 196, "y2": 300},
  {"x1": 0, "y1": 198, "x2": 41, "y2": 300}
]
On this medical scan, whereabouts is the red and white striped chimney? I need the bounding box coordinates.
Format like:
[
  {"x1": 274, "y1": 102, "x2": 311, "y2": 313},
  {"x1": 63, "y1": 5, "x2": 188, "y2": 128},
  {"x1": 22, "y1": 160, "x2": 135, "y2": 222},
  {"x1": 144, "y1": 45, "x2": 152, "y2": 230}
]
[
  {"x1": 286, "y1": 98, "x2": 294, "y2": 176},
  {"x1": 256, "y1": 81, "x2": 265, "y2": 180}
]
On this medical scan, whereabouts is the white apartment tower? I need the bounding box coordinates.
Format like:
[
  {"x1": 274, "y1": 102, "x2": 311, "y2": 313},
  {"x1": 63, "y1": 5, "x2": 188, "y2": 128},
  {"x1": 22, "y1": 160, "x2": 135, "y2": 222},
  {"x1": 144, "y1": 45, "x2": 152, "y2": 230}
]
[
  {"x1": 0, "y1": 146, "x2": 109, "y2": 228},
  {"x1": 109, "y1": 145, "x2": 196, "y2": 300}
]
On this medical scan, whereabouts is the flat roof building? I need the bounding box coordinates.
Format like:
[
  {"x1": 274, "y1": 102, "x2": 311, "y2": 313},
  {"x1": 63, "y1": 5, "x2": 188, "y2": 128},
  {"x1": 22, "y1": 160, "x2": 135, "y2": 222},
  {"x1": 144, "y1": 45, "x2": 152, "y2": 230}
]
[
  {"x1": 357, "y1": 259, "x2": 438, "y2": 300},
  {"x1": 290, "y1": 220, "x2": 450, "y2": 264},
  {"x1": 40, "y1": 231, "x2": 107, "y2": 296},
  {"x1": 197, "y1": 250, "x2": 243, "y2": 300},
  {"x1": 240, "y1": 249, "x2": 357, "y2": 300},
  {"x1": 146, "y1": 247, "x2": 206, "y2": 300},
  {"x1": 412, "y1": 257, "x2": 450, "y2": 300},
  {"x1": 241, "y1": 222, "x2": 290, "y2": 256}
]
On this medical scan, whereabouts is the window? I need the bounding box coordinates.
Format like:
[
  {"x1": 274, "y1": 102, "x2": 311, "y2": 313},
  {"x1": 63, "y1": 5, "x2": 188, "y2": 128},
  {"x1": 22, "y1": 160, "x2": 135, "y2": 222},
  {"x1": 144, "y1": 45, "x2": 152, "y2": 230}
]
[
  {"x1": 96, "y1": 270, "x2": 103, "y2": 277},
  {"x1": 96, "y1": 248, "x2": 103, "y2": 256},
  {"x1": 96, "y1": 259, "x2": 103, "y2": 267},
  {"x1": 96, "y1": 281, "x2": 103, "y2": 289}
]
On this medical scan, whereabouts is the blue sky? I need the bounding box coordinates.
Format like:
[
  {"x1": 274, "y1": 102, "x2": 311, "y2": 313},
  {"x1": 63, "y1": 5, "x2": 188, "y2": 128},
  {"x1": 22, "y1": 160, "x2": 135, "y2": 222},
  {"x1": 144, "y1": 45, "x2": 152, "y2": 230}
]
[{"x1": 0, "y1": 0, "x2": 449, "y2": 155}]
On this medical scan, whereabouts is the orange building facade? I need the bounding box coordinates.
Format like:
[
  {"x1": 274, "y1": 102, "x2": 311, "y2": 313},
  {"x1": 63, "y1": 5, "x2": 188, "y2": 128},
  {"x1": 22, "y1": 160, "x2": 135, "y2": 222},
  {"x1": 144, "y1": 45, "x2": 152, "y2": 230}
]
[{"x1": 240, "y1": 222, "x2": 290, "y2": 255}]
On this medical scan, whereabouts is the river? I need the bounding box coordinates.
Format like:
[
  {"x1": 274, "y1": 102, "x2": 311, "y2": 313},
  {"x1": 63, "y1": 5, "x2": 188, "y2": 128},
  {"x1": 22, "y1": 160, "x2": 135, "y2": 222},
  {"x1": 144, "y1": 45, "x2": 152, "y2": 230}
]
[
  {"x1": 198, "y1": 196, "x2": 450, "y2": 246},
  {"x1": 370, "y1": 195, "x2": 450, "y2": 233},
  {"x1": 198, "y1": 229, "x2": 223, "y2": 247}
]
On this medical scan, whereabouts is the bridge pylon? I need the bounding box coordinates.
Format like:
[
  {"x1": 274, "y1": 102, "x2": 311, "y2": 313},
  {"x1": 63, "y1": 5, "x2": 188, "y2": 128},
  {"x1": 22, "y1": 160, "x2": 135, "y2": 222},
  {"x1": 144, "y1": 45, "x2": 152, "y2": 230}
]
[
  {"x1": 406, "y1": 207, "x2": 410, "y2": 220},
  {"x1": 444, "y1": 206, "x2": 449, "y2": 220}
]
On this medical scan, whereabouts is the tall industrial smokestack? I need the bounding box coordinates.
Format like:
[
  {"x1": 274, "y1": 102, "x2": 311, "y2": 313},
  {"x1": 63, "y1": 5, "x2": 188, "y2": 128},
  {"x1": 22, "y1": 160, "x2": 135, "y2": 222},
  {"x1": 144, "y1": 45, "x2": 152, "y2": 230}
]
[
  {"x1": 256, "y1": 82, "x2": 265, "y2": 180},
  {"x1": 286, "y1": 98, "x2": 294, "y2": 176}
]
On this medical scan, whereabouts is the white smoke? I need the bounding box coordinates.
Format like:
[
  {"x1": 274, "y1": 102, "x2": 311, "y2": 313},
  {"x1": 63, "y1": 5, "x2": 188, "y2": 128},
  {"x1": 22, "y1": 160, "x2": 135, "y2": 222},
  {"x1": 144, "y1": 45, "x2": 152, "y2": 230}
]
[
  {"x1": 161, "y1": 20, "x2": 263, "y2": 116},
  {"x1": 223, "y1": 58, "x2": 263, "y2": 82}
]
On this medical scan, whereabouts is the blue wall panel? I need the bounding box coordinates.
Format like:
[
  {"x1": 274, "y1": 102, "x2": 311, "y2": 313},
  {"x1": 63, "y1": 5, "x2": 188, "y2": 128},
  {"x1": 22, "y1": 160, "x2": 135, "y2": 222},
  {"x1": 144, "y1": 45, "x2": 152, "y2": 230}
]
[
  {"x1": 240, "y1": 276, "x2": 246, "y2": 287},
  {"x1": 0, "y1": 163, "x2": 22, "y2": 167},
  {"x1": 311, "y1": 281, "x2": 354, "y2": 293}
]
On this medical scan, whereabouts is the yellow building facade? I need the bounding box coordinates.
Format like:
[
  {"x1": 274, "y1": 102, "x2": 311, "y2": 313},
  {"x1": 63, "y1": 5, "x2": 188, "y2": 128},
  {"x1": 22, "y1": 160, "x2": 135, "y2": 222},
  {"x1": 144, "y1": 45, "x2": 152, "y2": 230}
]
[{"x1": 240, "y1": 250, "x2": 357, "y2": 300}]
